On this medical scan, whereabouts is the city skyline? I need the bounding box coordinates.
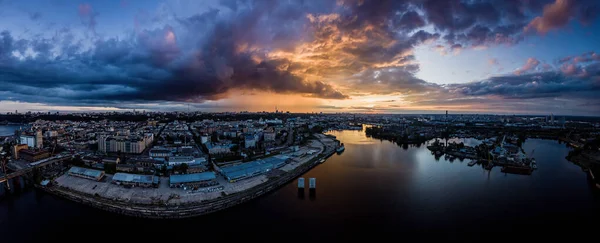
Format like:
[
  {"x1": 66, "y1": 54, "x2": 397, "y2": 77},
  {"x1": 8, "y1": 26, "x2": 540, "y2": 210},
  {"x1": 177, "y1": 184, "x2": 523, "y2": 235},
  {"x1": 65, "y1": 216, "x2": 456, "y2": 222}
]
[{"x1": 0, "y1": 0, "x2": 599, "y2": 115}]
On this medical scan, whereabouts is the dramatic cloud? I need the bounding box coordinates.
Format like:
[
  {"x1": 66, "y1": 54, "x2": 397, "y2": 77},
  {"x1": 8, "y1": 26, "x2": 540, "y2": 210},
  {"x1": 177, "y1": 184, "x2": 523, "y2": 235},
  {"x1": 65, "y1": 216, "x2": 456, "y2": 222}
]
[
  {"x1": 448, "y1": 52, "x2": 600, "y2": 102},
  {"x1": 0, "y1": 0, "x2": 598, "y2": 114},
  {"x1": 515, "y1": 58, "x2": 541, "y2": 75},
  {"x1": 525, "y1": 0, "x2": 600, "y2": 34},
  {"x1": 526, "y1": 0, "x2": 574, "y2": 34}
]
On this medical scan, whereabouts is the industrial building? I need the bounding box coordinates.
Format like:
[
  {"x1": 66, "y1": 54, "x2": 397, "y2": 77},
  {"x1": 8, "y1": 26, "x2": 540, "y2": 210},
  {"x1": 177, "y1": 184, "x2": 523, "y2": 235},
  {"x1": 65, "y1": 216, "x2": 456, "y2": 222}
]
[
  {"x1": 169, "y1": 172, "x2": 217, "y2": 188},
  {"x1": 219, "y1": 155, "x2": 289, "y2": 182},
  {"x1": 12, "y1": 144, "x2": 28, "y2": 159},
  {"x1": 167, "y1": 156, "x2": 195, "y2": 166},
  {"x1": 111, "y1": 173, "x2": 158, "y2": 188},
  {"x1": 244, "y1": 134, "x2": 257, "y2": 148},
  {"x1": 19, "y1": 149, "x2": 50, "y2": 162},
  {"x1": 19, "y1": 130, "x2": 43, "y2": 149},
  {"x1": 149, "y1": 147, "x2": 171, "y2": 158},
  {"x1": 97, "y1": 133, "x2": 153, "y2": 154},
  {"x1": 68, "y1": 166, "x2": 105, "y2": 181}
]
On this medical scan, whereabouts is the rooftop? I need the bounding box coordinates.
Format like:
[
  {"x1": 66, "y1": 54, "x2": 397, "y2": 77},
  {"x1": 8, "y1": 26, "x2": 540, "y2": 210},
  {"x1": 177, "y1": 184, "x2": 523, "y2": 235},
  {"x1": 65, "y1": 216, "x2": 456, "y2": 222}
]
[
  {"x1": 68, "y1": 166, "x2": 104, "y2": 178},
  {"x1": 112, "y1": 173, "x2": 154, "y2": 184},
  {"x1": 169, "y1": 172, "x2": 216, "y2": 184}
]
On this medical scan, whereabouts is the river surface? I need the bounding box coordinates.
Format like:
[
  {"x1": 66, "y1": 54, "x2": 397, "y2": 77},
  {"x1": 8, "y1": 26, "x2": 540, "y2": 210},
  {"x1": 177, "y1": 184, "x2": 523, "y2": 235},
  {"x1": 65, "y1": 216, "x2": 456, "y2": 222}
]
[
  {"x1": 0, "y1": 125, "x2": 20, "y2": 136},
  {"x1": 1, "y1": 129, "x2": 599, "y2": 240}
]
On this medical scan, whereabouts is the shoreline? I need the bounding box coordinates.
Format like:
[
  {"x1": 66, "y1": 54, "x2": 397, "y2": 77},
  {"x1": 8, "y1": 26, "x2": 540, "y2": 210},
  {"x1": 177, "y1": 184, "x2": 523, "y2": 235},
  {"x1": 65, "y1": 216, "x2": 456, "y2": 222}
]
[{"x1": 36, "y1": 138, "x2": 337, "y2": 219}]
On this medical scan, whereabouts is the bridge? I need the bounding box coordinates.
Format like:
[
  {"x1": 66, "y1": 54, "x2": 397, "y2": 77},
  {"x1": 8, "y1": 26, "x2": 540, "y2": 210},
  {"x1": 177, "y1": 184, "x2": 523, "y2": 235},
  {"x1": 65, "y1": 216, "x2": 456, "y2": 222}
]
[{"x1": 0, "y1": 156, "x2": 70, "y2": 184}]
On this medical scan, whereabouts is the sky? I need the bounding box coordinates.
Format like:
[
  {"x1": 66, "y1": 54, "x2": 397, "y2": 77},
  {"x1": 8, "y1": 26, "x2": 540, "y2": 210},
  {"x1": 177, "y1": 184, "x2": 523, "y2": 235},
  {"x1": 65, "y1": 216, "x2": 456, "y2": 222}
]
[{"x1": 0, "y1": 0, "x2": 599, "y2": 115}]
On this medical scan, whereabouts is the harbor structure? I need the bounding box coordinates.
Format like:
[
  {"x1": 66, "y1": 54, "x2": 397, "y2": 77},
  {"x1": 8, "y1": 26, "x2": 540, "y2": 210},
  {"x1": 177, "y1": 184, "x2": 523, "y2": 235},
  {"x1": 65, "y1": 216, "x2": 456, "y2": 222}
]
[
  {"x1": 68, "y1": 166, "x2": 105, "y2": 181},
  {"x1": 111, "y1": 173, "x2": 158, "y2": 188},
  {"x1": 309, "y1": 178, "x2": 316, "y2": 189},
  {"x1": 298, "y1": 177, "x2": 305, "y2": 189},
  {"x1": 169, "y1": 172, "x2": 218, "y2": 188}
]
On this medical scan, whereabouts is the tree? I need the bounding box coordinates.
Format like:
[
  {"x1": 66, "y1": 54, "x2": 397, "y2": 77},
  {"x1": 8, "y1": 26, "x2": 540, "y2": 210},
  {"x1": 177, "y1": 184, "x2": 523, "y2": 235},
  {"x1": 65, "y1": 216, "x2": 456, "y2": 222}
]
[
  {"x1": 160, "y1": 165, "x2": 167, "y2": 175},
  {"x1": 180, "y1": 163, "x2": 189, "y2": 174},
  {"x1": 104, "y1": 163, "x2": 117, "y2": 174},
  {"x1": 211, "y1": 132, "x2": 219, "y2": 143},
  {"x1": 69, "y1": 156, "x2": 84, "y2": 167}
]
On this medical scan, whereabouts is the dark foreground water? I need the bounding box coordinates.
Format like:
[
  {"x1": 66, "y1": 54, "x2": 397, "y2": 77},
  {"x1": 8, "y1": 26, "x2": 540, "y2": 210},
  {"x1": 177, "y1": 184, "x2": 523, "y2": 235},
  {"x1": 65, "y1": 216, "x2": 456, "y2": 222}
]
[{"x1": 2, "y1": 129, "x2": 599, "y2": 241}]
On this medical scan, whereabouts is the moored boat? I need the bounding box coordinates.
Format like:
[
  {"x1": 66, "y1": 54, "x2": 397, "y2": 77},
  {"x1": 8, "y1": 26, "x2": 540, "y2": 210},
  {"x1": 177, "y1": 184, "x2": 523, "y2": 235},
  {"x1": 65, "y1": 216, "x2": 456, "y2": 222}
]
[{"x1": 336, "y1": 143, "x2": 345, "y2": 153}]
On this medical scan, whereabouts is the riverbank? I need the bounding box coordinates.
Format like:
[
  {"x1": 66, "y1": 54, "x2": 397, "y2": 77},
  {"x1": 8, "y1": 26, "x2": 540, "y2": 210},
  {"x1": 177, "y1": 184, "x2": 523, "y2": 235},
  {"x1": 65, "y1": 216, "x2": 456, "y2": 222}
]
[{"x1": 36, "y1": 135, "x2": 338, "y2": 218}]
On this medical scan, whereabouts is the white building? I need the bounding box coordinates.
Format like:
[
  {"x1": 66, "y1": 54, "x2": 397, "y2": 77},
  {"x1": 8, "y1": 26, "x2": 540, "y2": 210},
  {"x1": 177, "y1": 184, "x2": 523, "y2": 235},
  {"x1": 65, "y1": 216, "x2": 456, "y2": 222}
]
[
  {"x1": 207, "y1": 144, "x2": 231, "y2": 155},
  {"x1": 167, "y1": 156, "x2": 195, "y2": 166},
  {"x1": 20, "y1": 130, "x2": 43, "y2": 148},
  {"x1": 245, "y1": 134, "x2": 257, "y2": 148},
  {"x1": 98, "y1": 135, "x2": 150, "y2": 154},
  {"x1": 200, "y1": 135, "x2": 209, "y2": 144},
  {"x1": 20, "y1": 135, "x2": 36, "y2": 148}
]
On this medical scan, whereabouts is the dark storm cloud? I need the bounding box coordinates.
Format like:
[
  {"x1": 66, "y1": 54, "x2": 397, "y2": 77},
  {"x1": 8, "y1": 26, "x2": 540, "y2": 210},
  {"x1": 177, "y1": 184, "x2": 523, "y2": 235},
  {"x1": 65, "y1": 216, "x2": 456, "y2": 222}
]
[
  {"x1": 448, "y1": 67, "x2": 600, "y2": 100},
  {"x1": 394, "y1": 11, "x2": 426, "y2": 32},
  {"x1": 0, "y1": 0, "x2": 348, "y2": 107},
  {"x1": 1, "y1": 0, "x2": 598, "y2": 109}
]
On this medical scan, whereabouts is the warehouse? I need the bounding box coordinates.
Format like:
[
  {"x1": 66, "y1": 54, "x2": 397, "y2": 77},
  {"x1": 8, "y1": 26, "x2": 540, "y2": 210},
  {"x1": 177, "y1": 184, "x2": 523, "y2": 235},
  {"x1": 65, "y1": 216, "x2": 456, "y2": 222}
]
[
  {"x1": 68, "y1": 166, "x2": 105, "y2": 181},
  {"x1": 220, "y1": 155, "x2": 290, "y2": 182},
  {"x1": 169, "y1": 172, "x2": 218, "y2": 189},
  {"x1": 111, "y1": 173, "x2": 158, "y2": 188}
]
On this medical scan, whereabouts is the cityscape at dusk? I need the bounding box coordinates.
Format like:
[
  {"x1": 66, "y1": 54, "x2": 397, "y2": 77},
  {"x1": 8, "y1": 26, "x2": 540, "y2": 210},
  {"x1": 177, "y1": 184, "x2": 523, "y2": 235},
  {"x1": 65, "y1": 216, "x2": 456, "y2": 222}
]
[
  {"x1": 0, "y1": 0, "x2": 599, "y2": 115},
  {"x1": 1, "y1": 0, "x2": 600, "y2": 241}
]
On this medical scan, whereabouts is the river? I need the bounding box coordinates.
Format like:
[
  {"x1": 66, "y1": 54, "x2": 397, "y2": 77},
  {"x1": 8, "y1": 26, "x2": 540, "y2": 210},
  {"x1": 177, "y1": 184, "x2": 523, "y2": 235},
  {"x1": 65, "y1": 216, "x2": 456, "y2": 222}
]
[
  {"x1": 0, "y1": 125, "x2": 20, "y2": 136},
  {"x1": 1, "y1": 129, "x2": 599, "y2": 240}
]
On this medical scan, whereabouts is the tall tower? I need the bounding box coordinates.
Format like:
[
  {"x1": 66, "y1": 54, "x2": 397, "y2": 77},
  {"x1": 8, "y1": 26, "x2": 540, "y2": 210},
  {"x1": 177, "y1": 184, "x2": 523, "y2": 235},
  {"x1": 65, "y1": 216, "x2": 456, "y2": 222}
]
[
  {"x1": 551, "y1": 113, "x2": 554, "y2": 123},
  {"x1": 445, "y1": 110, "x2": 448, "y2": 120},
  {"x1": 35, "y1": 130, "x2": 43, "y2": 149}
]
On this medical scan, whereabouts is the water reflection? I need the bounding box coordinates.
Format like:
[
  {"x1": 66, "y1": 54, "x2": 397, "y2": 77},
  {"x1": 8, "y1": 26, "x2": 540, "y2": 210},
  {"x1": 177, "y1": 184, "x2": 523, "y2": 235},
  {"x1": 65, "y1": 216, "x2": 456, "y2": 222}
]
[
  {"x1": 297, "y1": 188, "x2": 304, "y2": 199},
  {"x1": 309, "y1": 189, "x2": 316, "y2": 201}
]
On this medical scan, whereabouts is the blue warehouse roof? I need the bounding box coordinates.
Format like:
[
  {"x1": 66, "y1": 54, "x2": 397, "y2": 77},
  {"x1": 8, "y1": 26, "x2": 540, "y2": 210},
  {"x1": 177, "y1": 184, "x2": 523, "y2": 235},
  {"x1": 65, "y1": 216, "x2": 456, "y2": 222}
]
[
  {"x1": 220, "y1": 155, "x2": 289, "y2": 181},
  {"x1": 68, "y1": 166, "x2": 104, "y2": 178},
  {"x1": 112, "y1": 173, "x2": 154, "y2": 184},
  {"x1": 170, "y1": 172, "x2": 216, "y2": 184}
]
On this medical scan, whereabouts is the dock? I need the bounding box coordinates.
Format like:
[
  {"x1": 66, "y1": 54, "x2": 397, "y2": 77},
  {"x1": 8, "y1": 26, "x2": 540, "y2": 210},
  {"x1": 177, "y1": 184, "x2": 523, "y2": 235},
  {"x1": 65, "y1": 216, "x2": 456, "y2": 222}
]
[
  {"x1": 309, "y1": 178, "x2": 316, "y2": 189},
  {"x1": 298, "y1": 177, "x2": 305, "y2": 189}
]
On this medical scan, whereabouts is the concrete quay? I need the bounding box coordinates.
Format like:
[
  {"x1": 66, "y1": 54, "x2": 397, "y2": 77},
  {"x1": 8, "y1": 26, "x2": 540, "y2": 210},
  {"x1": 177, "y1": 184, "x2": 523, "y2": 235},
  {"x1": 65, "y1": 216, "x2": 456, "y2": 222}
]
[{"x1": 37, "y1": 135, "x2": 338, "y2": 219}]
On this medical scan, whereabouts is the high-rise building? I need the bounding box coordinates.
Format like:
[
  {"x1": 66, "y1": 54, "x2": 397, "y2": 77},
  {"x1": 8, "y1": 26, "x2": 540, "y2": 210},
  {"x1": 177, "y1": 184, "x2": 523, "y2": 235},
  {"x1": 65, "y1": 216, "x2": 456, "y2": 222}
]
[{"x1": 35, "y1": 130, "x2": 43, "y2": 148}]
